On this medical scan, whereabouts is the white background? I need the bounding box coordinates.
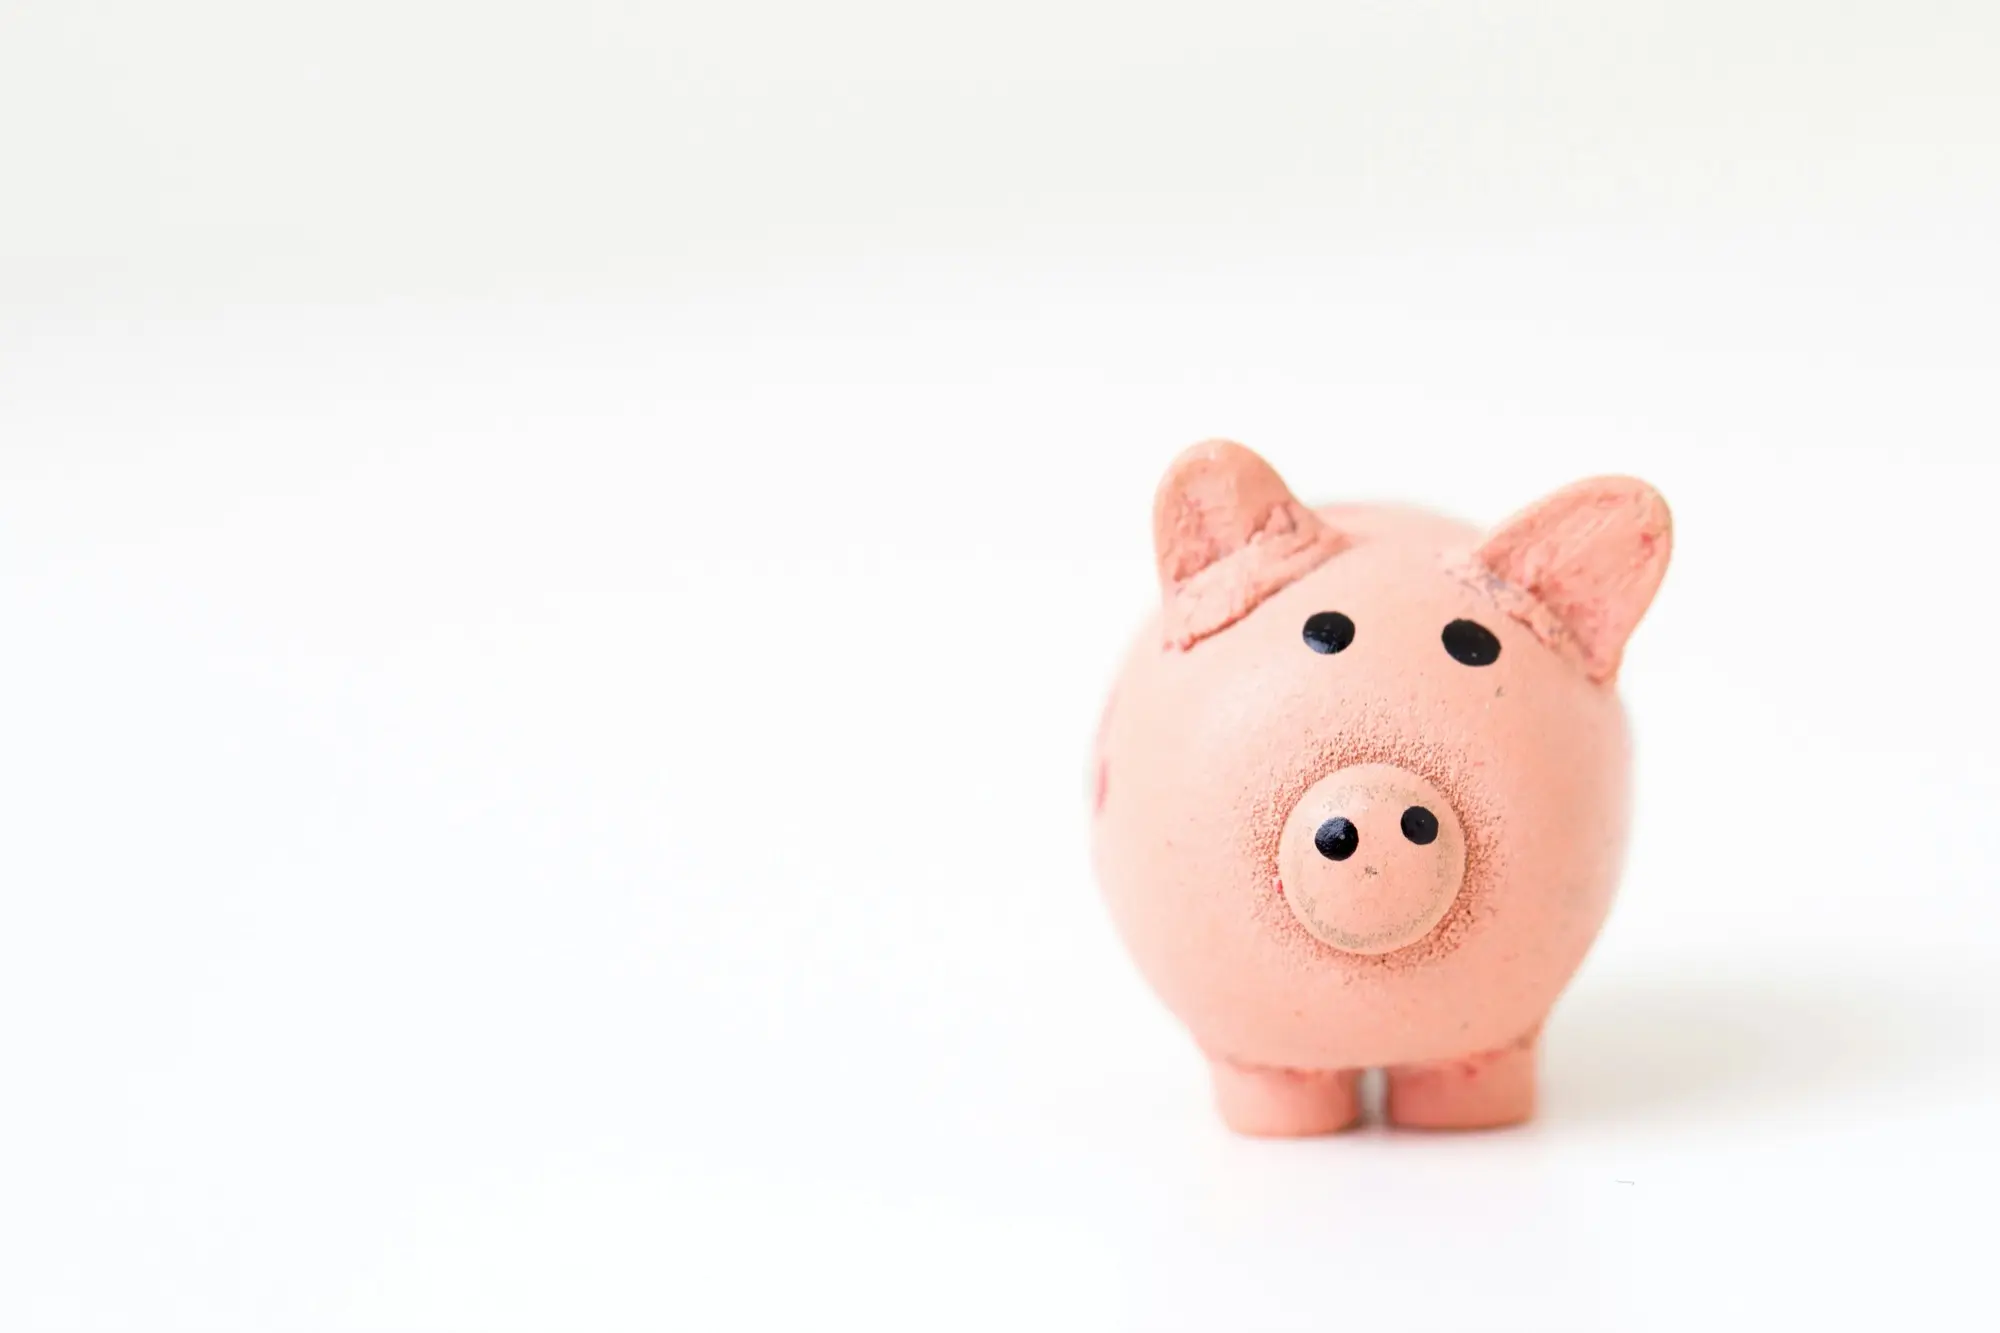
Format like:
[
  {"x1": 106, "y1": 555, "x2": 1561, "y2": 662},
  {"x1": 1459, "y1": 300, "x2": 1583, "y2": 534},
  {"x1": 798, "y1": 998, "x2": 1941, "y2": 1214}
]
[{"x1": 4, "y1": 4, "x2": 1999, "y2": 1330}]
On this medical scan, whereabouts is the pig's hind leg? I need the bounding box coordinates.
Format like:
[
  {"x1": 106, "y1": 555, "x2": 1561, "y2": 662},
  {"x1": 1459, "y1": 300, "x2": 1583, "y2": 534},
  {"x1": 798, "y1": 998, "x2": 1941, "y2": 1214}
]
[
  {"x1": 1383, "y1": 1029, "x2": 1539, "y2": 1130},
  {"x1": 1208, "y1": 1058, "x2": 1363, "y2": 1137}
]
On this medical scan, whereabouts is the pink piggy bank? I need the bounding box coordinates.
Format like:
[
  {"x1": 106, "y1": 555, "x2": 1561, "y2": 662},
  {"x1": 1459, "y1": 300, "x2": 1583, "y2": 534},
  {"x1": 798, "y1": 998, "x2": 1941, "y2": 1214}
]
[{"x1": 1090, "y1": 441, "x2": 1672, "y2": 1135}]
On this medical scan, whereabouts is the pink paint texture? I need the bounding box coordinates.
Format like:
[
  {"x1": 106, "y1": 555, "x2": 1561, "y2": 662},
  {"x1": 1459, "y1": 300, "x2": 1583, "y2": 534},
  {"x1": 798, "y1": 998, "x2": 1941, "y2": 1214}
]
[{"x1": 1091, "y1": 441, "x2": 1672, "y2": 1135}]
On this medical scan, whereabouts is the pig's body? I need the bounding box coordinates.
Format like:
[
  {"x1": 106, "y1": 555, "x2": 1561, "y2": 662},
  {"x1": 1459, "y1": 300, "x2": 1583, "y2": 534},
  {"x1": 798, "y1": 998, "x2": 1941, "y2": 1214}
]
[{"x1": 1090, "y1": 445, "x2": 1670, "y2": 1134}]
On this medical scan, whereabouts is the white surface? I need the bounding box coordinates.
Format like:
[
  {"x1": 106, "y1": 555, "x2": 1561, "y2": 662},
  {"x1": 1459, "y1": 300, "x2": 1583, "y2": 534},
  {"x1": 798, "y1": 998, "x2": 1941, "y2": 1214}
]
[{"x1": 5, "y1": 5, "x2": 2000, "y2": 1331}]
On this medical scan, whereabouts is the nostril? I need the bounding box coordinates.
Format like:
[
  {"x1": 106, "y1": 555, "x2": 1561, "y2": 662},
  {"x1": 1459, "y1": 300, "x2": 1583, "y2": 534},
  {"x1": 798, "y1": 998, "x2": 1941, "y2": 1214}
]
[
  {"x1": 1314, "y1": 817, "x2": 1358, "y2": 861},
  {"x1": 1401, "y1": 805, "x2": 1439, "y2": 845}
]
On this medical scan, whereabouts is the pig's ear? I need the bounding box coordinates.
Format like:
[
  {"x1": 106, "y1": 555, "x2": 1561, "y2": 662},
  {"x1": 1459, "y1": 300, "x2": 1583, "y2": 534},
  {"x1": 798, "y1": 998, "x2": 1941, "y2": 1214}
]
[
  {"x1": 1153, "y1": 440, "x2": 1349, "y2": 649},
  {"x1": 1473, "y1": 476, "x2": 1672, "y2": 683}
]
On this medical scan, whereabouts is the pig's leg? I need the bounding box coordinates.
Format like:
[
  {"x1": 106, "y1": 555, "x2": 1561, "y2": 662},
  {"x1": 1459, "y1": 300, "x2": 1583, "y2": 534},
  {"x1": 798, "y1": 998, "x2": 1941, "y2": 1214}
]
[
  {"x1": 1208, "y1": 1059, "x2": 1362, "y2": 1137},
  {"x1": 1384, "y1": 1030, "x2": 1539, "y2": 1130}
]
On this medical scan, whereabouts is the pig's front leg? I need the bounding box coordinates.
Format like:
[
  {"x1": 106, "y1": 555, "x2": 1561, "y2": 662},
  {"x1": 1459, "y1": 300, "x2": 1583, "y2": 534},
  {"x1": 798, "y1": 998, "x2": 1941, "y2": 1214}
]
[
  {"x1": 1384, "y1": 1029, "x2": 1539, "y2": 1130},
  {"x1": 1207, "y1": 1058, "x2": 1362, "y2": 1137}
]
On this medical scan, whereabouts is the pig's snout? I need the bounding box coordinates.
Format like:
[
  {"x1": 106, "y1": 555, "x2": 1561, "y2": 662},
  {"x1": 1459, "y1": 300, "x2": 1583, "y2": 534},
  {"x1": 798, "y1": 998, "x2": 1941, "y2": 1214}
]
[{"x1": 1277, "y1": 764, "x2": 1465, "y2": 955}]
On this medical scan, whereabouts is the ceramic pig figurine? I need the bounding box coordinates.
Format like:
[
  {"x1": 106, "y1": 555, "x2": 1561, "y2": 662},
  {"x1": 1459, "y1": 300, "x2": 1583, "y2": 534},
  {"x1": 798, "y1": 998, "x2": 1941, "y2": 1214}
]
[{"x1": 1090, "y1": 441, "x2": 1672, "y2": 1135}]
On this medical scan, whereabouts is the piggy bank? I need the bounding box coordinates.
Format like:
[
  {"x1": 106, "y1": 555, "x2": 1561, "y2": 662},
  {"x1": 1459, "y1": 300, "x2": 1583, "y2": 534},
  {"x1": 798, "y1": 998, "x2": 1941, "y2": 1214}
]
[{"x1": 1090, "y1": 441, "x2": 1672, "y2": 1135}]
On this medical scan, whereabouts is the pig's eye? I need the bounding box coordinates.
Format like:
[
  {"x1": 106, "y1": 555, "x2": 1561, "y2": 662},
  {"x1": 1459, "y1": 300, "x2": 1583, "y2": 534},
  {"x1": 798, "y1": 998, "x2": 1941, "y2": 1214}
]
[
  {"x1": 1302, "y1": 612, "x2": 1355, "y2": 655},
  {"x1": 1442, "y1": 618, "x2": 1501, "y2": 666}
]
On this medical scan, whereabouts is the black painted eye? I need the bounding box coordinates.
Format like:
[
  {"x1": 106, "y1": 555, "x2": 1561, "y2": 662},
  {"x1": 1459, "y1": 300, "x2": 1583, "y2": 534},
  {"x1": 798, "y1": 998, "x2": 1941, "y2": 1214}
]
[
  {"x1": 1314, "y1": 817, "x2": 1358, "y2": 861},
  {"x1": 1401, "y1": 805, "x2": 1439, "y2": 846},
  {"x1": 1442, "y1": 618, "x2": 1501, "y2": 666},
  {"x1": 1302, "y1": 611, "x2": 1355, "y2": 655}
]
